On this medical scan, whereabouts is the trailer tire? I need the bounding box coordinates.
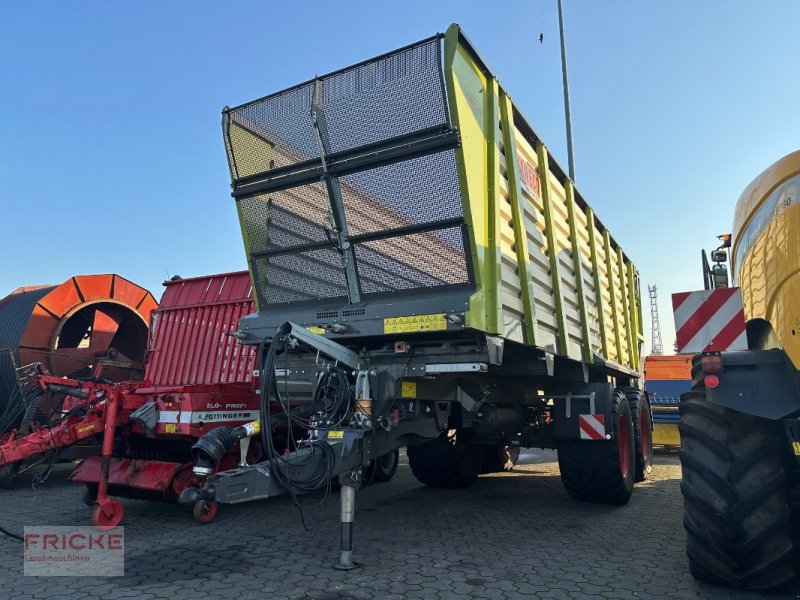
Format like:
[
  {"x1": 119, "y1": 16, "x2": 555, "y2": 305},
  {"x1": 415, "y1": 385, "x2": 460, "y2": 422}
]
[
  {"x1": 679, "y1": 389, "x2": 794, "y2": 590},
  {"x1": 193, "y1": 500, "x2": 218, "y2": 524},
  {"x1": 365, "y1": 448, "x2": 400, "y2": 483},
  {"x1": 557, "y1": 390, "x2": 634, "y2": 505},
  {"x1": 407, "y1": 430, "x2": 482, "y2": 488},
  {"x1": 622, "y1": 387, "x2": 653, "y2": 482},
  {"x1": 481, "y1": 444, "x2": 521, "y2": 473}
]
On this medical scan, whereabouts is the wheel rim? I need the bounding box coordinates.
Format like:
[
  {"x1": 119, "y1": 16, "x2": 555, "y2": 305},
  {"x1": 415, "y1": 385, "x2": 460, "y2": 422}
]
[
  {"x1": 640, "y1": 405, "x2": 652, "y2": 461},
  {"x1": 195, "y1": 500, "x2": 218, "y2": 523},
  {"x1": 618, "y1": 413, "x2": 632, "y2": 480},
  {"x1": 92, "y1": 500, "x2": 123, "y2": 530}
]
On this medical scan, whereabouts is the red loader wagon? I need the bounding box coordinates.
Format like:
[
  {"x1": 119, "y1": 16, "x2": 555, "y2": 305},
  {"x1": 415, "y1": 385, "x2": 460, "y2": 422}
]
[{"x1": 0, "y1": 271, "x2": 265, "y2": 526}]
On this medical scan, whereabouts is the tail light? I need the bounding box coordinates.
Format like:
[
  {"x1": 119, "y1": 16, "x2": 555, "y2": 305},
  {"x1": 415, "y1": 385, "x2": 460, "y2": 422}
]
[{"x1": 704, "y1": 374, "x2": 720, "y2": 389}]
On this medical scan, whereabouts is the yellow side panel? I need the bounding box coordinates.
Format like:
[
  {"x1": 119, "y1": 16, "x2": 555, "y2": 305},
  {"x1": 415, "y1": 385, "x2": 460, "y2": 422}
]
[
  {"x1": 227, "y1": 122, "x2": 275, "y2": 179},
  {"x1": 732, "y1": 150, "x2": 800, "y2": 241},
  {"x1": 445, "y1": 33, "x2": 492, "y2": 332},
  {"x1": 445, "y1": 24, "x2": 640, "y2": 369},
  {"x1": 653, "y1": 423, "x2": 681, "y2": 446},
  {"x1": 591, "y1": 224, "x2": 614, "y2": 359},
  {"x1": 514, "y1": 132, "x2": 559, "y2": 352},
  {"x1": 738, "y1": 202, "x2": 800, "y2": 367},
  {"x1": 571, "y1": 206, "x2": 603, "y2": 353},
  {"x1": 498, "y1": 150, "x2": 526, "y2": 342}
]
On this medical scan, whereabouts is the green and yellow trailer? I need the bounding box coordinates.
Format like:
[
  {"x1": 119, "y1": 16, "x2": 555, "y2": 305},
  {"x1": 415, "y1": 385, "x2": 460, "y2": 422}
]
[{"x1": 185, "y1": 24, "x2": 651, "y2": 567}]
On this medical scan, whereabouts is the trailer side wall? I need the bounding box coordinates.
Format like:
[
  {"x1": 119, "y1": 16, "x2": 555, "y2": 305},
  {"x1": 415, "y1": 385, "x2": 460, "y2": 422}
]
[{"x1": 444, "y1": 26, "x2": 641, "y2": 369}]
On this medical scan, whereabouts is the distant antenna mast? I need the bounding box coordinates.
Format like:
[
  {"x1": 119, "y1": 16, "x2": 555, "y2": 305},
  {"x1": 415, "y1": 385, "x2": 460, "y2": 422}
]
[{"x1": 648, "y1": 285, "x2": 663, "y2": 355}]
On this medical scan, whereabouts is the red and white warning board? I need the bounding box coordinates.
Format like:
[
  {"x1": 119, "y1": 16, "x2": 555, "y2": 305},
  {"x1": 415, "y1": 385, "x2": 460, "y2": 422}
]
[
  {"x1": 672, "y1": 288, "x2": 747, "y2": 354},
  {"x1": 578, "y1": 414, "x2": 606, "y2": 440}
]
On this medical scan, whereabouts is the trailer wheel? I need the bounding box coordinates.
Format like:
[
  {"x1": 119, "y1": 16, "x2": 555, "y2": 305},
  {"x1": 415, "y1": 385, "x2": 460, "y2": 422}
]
[
  {"x1": 622, "y1": 388, "x2": 653, "y2": 482},
  {"x1": 407, "y1": 430, "x2": 482, "y2": 488},
  {"x1": 557, "y1": 389, "x2": 634, "y2": 505},
  {"x1": 365, "y1": 449, "x2": 399, "y2": 483},
  {"x1": 679, "y1": 390, "x2": 794, "y2": 590},
  {"x1": 92, "y1": 499, "x2": 124, "y2": 530},
  {"x1": 481, "y1": 444, "x2": 521, "y2": 473},
  {"x1": 193, "y1": 500, "x2": 218, "y2": 524}
]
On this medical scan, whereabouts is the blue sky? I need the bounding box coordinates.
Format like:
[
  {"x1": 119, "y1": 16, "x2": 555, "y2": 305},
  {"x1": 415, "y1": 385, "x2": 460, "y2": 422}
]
[{"x1": 2, "y1": 1, "x2": 799, "y2": 354}]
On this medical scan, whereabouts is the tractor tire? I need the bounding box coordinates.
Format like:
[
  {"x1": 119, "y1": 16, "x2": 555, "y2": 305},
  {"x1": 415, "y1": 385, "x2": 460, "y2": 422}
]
[
  {"x1": 622, "y1": 387, "x2": 653, "y2": 482},
  {"x1": 365, "y1": 448, "x2": 400, "y2": 483},
  {"x1": 481, "y1": 444, "x2": 521, "y2": 473},
  {"x1": 557, "y1": 389, "x2": 635, "y2": 505},
  {"x1": 407, "y1": 430, "x2": 483, "y2": 489},
  {"x1": 786, "y1": 471, "x2": 800, "y2": 550},
  {"x1": 679, "y1": 389, "x2": 794, "y2": 590}
]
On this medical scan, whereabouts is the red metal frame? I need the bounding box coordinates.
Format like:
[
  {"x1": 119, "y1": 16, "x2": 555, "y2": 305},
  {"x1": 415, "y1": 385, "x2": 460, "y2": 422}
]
[
  {"x1": 0, "y1": 271, "x2": 262, "y2": 528},
  {"x1": 0, "y1": 376, "x2": 136, "y2": 465},
  {"x1": 145, "y1": 272, "x2": 255, "y2": 386}
]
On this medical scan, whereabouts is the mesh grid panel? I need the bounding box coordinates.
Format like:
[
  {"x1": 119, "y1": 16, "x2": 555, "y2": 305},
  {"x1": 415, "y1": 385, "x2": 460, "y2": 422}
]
[
  {"x1": 225, "y1": 39, "x2": 447, "y2": 179},
  {"x1": 341, "y1": 150, "x2": 461, "y2": 235},
  {"x1": 253, "y1": 249, "x2": 347, "y2": 305},
  {"x1": 238, "y1": 184, "x2": 332, "y2": 255},
  {"x1": 228, "y1": 85, "x2": 319, "y2": 179},
  {"x1": 355, "y1": 227, "x2": 469, "y2": 294},
  {"x1": 227, "y1": 36, "x2": 472, "y2": 306},
  {"x1": 319, "y1": 40, "x2": 446, "y2": 154}
]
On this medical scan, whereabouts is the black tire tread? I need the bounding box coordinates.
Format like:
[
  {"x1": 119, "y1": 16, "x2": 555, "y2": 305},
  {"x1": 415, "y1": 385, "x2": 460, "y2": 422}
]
[
  {"x1": 407, "y1": 431, "x2": 482, "y2": 489},
  {"x1": 622, "y1": 387, "x2": 653, "y2": 482},
  {"x1": 678, "y1": 364, "x2": 794, "y2": 591},
  {"x1": 557, "y1": 390, "x2": 634, "y2": 505},
  {"x1": 366, "y1": 448, "x2": 399, "y2": 483},
  {"x1": 481, "y1": 444, "x2": 521, "y2": 474}
]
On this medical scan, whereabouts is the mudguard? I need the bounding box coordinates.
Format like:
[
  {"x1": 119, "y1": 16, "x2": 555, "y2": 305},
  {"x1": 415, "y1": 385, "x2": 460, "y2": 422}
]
[{"x1": 702, "y1": 349, "x2": 800, "y2": 420}]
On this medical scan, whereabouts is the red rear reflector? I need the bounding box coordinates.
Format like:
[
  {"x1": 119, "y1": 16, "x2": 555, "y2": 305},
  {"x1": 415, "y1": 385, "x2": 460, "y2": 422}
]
[
  {"x1": 704, "y1": 374, "x2": 720, "y2": 389},
  {"x1": 701, "y1": 355, "x2": 723, "y2": 374}
]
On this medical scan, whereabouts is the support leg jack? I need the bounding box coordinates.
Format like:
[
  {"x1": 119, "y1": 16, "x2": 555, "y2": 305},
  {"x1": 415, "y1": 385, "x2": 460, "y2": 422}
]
[{"x1": 333, "y1": 471, "x2": 360, "y2": 570}]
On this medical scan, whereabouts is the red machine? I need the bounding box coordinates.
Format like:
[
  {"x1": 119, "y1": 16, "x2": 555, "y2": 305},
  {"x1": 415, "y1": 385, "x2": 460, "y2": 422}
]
[{"x1": 0, "y1": 271, "x2": 262, "y2": 527}]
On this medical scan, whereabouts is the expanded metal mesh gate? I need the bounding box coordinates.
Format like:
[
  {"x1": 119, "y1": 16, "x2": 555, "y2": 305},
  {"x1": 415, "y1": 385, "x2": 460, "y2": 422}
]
[{"x1": 223, "y1": 36, "x2": 472, "y2": 307}]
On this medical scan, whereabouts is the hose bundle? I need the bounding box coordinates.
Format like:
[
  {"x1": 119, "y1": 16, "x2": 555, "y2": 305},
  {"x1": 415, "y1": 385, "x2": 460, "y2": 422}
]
[{"x1": 257, "y1": 324, "x2": 354, "y2": 528}]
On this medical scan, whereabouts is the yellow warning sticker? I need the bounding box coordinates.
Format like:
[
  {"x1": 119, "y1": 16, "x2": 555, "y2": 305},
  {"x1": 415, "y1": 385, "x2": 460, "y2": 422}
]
[
  {"x1": 793, "y1": 441, "x2": 800, "y2": 456},
  {"x1": 327, "y1": 430, "x2": 344, "y2": 440},
  {"x1": 77, "y1": 424, "x2": 95, "y2": 434},
  {"x1": 306, "y1": 326, "x2": 326, "y2": 335},
  {"x1": 384, "y1": 313, "x2": 447, "y2": 334},
  {"x1": 401, "y1": 381, "x2": 417, "y2": 399},
  {"x1": 165, "y1": 423, "x2": 177, "y2": 434}
]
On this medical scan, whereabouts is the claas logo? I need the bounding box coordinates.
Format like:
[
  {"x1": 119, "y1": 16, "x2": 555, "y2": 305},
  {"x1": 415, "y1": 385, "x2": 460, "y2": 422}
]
[{"x1": 517, "y1": 154, "x2": 541, "y2": 198}]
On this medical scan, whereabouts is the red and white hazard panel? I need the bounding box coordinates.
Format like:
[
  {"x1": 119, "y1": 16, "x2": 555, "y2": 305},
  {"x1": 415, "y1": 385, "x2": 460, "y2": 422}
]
[
  {"x1": 672, "y1": 288, "x2": 747, "y2": 354},
  {"x1": 578, "y1": 414, "x2": 606, "y2": 440}
]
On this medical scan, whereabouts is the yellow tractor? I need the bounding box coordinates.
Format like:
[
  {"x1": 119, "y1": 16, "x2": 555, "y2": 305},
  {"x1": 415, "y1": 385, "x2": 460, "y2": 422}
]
[{"x1": 676, "y1": 150, "x2": 800, "y2": 590}]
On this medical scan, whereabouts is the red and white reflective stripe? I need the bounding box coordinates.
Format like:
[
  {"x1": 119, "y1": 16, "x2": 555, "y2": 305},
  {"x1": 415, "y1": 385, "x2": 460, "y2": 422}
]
[
  {"x1": 578, "y1": 414, "x2": 606, "y2": 440},
  {"x1": 672, "y1": 288, "x2": 747, "y2": 354}
]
